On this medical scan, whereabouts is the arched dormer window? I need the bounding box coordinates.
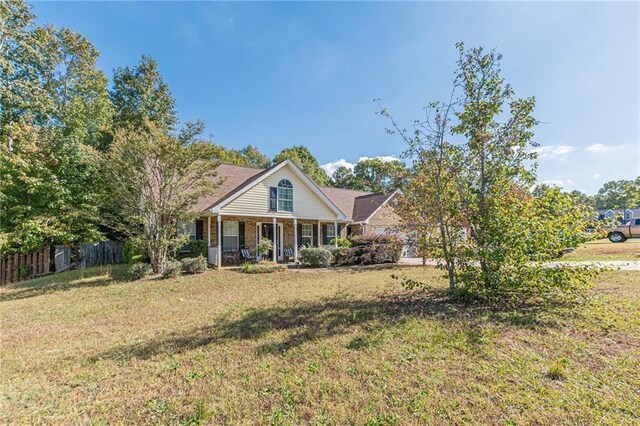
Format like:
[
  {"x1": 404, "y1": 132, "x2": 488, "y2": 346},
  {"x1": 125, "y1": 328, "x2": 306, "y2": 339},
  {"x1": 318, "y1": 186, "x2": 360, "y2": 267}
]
[{"x1": 277, "y1": 179, "x2": 293, "y2": 212}]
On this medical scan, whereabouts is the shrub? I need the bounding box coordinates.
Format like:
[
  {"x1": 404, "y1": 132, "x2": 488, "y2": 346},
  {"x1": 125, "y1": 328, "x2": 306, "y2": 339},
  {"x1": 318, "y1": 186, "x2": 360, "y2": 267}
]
[
  {"x1": 299, "y1": 247, "x2": 333, "y2": 267},
  {"x1": 255, "y1": 238, "x2": 273, "y2": 259},
  {"x1": 124, "y1": 237, "x2": 149, "y2": 264},
  {"x1": 331, "y1": 247, "x2": 356, "y2": 266},
  {"x1": 181, "y1": 256, "x2": 208, "y2": 274},
  {"x1": 161, "y1": 260, "x2": 182, "y2": 279},
  {"x1": 128, "y1": 262, "x2": 152, "y2": 280},
  {"x1": 188, "y1": 239, "x2": 207, "y2": 258},
  {"x1": 241, "y1": 261, "x2": 286, "y2": 274},
  {"x1": 332, "y1": 234, "x2": 404, "y2": 266},
  {"x1": 330, "y1": 237, "x2": 352, "y2": 248}
]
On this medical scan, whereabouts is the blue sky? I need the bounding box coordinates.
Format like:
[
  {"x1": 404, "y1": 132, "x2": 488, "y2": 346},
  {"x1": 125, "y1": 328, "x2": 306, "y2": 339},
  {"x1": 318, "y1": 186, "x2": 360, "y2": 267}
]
[{"x1": 33, "y1": 1, "x2": 639, "y2": 194}]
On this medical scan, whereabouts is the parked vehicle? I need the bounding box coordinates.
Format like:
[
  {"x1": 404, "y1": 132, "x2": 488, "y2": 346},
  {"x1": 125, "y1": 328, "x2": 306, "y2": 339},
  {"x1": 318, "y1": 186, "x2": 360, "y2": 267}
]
[{"x1": 608, "y1": 218, "x2": 640, "y2": 242}]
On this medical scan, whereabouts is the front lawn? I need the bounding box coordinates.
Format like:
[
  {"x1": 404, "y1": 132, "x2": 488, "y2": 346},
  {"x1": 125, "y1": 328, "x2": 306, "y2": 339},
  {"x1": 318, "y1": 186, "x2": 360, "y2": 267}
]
[
  {"x1": 561, "y1": 237, "x2": 640, "y2": 261},
  {"x1": 1, "y1": 265, "x2": 639, "y2": 424}
]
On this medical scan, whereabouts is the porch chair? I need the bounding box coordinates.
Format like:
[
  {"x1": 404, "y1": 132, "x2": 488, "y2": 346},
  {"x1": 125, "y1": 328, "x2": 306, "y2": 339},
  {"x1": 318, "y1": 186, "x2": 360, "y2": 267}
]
[
  {"x1": 283, "y1": 247, "x2": 295, "y2": 262},
  {"x1": 240, "y1": 248, "x2": 257, "y2": 264}
]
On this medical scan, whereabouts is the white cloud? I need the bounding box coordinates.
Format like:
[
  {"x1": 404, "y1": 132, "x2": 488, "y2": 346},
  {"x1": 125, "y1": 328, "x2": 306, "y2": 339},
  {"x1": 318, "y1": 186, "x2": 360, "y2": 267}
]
[
  {"x1": 541, "y1": 179, "x2": 565, "y2": 186},
  {"x1": 593, "y1": 173, "x2": 601, "y2": 179},
  {"x1": 320, "y1": 159, "x2": 354, "y2": 175},
  {"x1": 321, "y1": 155, "x2": 400, "y2": 176},
  {"x1": 585, "y1": 143, "x2": 615, "y2": 153},
  {"x1": 357, "y1": 155, "x2": 399, "y2": 163},
  {"x1": 531, "y1": 144, "x2": 574, "y2": 158}
]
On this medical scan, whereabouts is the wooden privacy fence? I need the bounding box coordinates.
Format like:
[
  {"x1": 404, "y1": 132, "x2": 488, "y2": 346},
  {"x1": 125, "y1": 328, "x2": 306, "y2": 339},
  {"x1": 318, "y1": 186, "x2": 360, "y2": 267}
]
[
  {"x1": 0, "y1": 246, "x2": 51, "y2": 286},
  {"x1": 78, "y1": 241, "x2": 124, "y2": 268},
  {"x1": 56, "y1": 241, "x2": 125, "y2": 272},
  {"x1": 1, "y1": 241, "x2": 125, "y2": 286}
]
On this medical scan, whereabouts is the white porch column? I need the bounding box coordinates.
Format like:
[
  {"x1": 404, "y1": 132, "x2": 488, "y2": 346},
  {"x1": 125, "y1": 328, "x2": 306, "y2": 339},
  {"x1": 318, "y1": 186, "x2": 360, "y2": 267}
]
[
  {"x1": 334, "y1": 220, "x2": 338, "y2": 248},
  {"x1": 293, "y1": 218, "x2": 298, "y2": 262},
  {"x1": 272, "y1": 216, "x2": 277, "y2": 262},
  {"x1": 317, "y1": 220, "x2": 321, "y2": 247},
  {"x1": 217, "y1": 214, "x2": 222, "y2": 268}
]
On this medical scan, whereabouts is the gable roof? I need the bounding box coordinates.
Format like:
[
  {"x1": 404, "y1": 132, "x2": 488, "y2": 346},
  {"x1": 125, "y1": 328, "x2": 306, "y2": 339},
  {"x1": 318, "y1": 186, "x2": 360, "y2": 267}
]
[
  {"x1": 193, "y1": 163, "x2": 268, "y2": 212},
  {"x1": 318, "y1": 187, "x2": 398, "y2": 222},
  {"x1": 317, "y1": 187, "x2": 372, "y2": 221},
  {"x1": 198, "y1": 161, "x2": 347, "y2": 220},
  {"x1": 194, "y1": 161, "x2": 399, "y2": 222}
]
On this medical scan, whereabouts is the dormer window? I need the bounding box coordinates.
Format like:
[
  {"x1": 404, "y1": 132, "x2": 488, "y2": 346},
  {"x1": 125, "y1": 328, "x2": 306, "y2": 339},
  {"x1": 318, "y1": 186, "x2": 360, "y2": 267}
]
[{"x1": 269, "y1": 179, "x2": 293, "y2": 212}]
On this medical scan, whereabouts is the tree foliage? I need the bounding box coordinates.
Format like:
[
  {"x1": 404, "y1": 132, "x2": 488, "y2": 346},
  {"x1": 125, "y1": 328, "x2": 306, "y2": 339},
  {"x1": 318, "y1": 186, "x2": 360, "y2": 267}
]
[
  {"x1": 273, "y1": 145, "x2": 329, "y2": 185},
  {"x1": 331, "y1": 158, "x2": 407, "y2": 193},
  {"x1": 594, "y1": 178, "x2": 640, "y2": 210},
  {"x1": 110, "y1": 55, "x2": 177, "y2": 134},
  {"x1": 382, "y1": 43, "x2": 598, "y2": 305},
  {"x1": 100, "y1": 122, "x2": 219, "y2": 273},
  {"x1": 1, "y1": 0, "x2": 111, "y2": 254}
]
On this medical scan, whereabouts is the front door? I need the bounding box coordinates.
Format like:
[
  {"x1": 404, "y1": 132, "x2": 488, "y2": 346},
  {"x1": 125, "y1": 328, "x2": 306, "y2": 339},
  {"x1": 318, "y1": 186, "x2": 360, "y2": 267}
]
[{"x1": 259, "y1": 223, "x2": 282, "y2": 260}]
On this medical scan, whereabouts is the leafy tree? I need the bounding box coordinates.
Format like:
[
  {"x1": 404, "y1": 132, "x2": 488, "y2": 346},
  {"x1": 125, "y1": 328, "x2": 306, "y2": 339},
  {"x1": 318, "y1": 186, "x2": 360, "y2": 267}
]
[
  {"x1": 1, "y1": 0, "x2": 110, "y2": 253},
  {"x1": 331, "y1": 166, "x2": 360, "y2": 190},
  {"x1": 332, "y1": 158, "x2": 407, "y2": 192},
  {"x1": 594, "y1": 178, "x2": 640, "y2": 209},
  {"x1": 238, "y1": 144, "x2": 271, "y2": 168},
  {"x1": 110, "y1": 55, "x2": 177, "y2": 133},
  {"x1": 379, "y1": 96, "x2": 461, "y2": 292},
  {"x1": 382, "y1": 43, "x2": 596, "y2": 305},
  {"x1": 101, "y1": 122, "x2": 219, "y2": 273},
  {"x1": 273, "y1": 145, "x2": 329, "y2": 185}
]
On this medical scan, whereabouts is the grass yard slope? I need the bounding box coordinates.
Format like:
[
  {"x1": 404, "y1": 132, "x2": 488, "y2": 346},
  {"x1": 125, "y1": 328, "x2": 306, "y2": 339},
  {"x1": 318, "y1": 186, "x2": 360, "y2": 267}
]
[
  {"x1": 562, "y1": 238, "x2": 640, "y2": 261},
  {"x1": 1, "y1": 265, "x2": 639, "y2": 425}
]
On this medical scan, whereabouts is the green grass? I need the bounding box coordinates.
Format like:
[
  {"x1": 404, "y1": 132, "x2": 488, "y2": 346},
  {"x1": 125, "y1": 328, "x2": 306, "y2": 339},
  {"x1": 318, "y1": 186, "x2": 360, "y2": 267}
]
[
  {"x1": 561, "y1": 238, "x2": 640, "y2": 261},
  {"x1": 1, "y1": 265, "x2": 639, "y2": 424}
]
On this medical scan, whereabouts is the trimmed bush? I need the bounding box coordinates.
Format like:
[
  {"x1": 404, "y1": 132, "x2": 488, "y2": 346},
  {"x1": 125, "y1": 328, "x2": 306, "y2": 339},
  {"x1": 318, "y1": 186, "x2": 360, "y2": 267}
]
[
  {"x1": 181, "y1": 256, "x2": 208, "y2": 274},
  {"x1": 242, "y1": 261, "x2": 286, "y2": 274},
  {"x1": 299, "y1": 247, "x2": 333, "y2": 267},
  {"x1": 188, "y1": 239, "x2": 207, "y2": 258},
  {"x1": 161, "y1": 260, "x2": 182, "y2": 279},
  {"x1": 128, "y1": 262, "x2": 152, "y2": 280},
  {"x1": 333, "y1": 234, "x2": 404, "y2": 266}
]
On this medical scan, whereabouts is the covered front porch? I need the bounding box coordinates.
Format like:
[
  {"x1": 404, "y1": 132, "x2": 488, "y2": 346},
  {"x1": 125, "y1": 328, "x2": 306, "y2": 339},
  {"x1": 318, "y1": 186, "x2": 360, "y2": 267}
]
[{"x1": 200, "y1": 214, "x2": 348, "y2": 267}]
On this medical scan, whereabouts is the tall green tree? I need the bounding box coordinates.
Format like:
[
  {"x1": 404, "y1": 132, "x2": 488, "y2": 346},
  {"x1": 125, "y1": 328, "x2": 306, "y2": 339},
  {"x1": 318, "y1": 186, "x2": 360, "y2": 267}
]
[
  {"x1": 331, "y1": 158, "x2": 407, "y2": 192},
  {"x1": 101, "y1": 122, "x2": 219, "y2": 273},
  {"x1": 594, "y1": 178, "x2": 640, "y2": 209},
  {"x1": 273, "y1": 145, "x2": 329, "y2": 185},
  {"x1": 110, "y1": 55, "x2": 177, "y2": 133},
  {"x1": 383, "y1": 43, "x2": 596, "y2": 304},
  {"x1": 1, "y1": 0, "x2": 111, "y2": 253}
]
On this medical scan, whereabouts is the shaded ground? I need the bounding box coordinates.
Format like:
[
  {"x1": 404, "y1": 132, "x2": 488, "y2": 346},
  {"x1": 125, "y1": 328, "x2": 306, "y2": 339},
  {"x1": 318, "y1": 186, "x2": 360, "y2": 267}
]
[{"x1": 1, "y1": 265, "x2": 639, "y2": 425}]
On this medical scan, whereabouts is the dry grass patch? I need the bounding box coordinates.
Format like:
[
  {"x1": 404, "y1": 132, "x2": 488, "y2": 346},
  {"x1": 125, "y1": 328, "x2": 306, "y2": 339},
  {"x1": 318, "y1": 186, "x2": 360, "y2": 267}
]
[
  {"x1": 1, "y1": 265, "x2": 639, "y2": 425},
  {"x1": 561, "y1": 238, "x2": 640, "y2": 261}
]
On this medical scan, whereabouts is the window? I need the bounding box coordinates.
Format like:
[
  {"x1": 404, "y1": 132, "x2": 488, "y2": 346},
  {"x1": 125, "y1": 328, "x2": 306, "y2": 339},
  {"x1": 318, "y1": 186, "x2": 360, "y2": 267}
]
[
  {"x1": 301, "y1": 224, "x2": 313, "y2": 247},
  {"x1": 178, "y1": 221, "x2": 196, "y2": 240},
  {"x1": 223, "y1": 221, "x2": 239, "y2": 251},
  {"x1": 635, "y1": 219, "x2": 640, "y2": 226},
  {"x1": 326, "y1": 224, "x2": 336, "y2": 239},
  {"x1": 324, "y1": 224, "x2": 337, "y2": 245},
  {"x1": 277, "y1": 179, "x2": 293, "y2": 212}
]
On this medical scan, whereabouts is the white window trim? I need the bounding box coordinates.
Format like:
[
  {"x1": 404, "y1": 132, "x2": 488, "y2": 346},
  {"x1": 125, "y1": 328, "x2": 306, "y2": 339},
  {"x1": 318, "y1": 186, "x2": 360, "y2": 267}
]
[
  {"x1": 223, "y1": 221, "x2": 239, "y2": 251},
  {"x1": 326, "y1": 224, "x2": 337, "y2": 238},
  {"x1": 277, "y1": 180, "x2": 293, "y2": 213},
  {"x1": 301, "y1": 224, "x2": 313, "y2": 247}
]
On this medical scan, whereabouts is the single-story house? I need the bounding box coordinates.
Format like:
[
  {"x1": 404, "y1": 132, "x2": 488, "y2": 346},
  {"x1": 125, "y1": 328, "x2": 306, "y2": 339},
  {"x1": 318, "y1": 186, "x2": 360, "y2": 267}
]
[{"x1": 181, "y1": 160, "x2": 401, "y2": 266}]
